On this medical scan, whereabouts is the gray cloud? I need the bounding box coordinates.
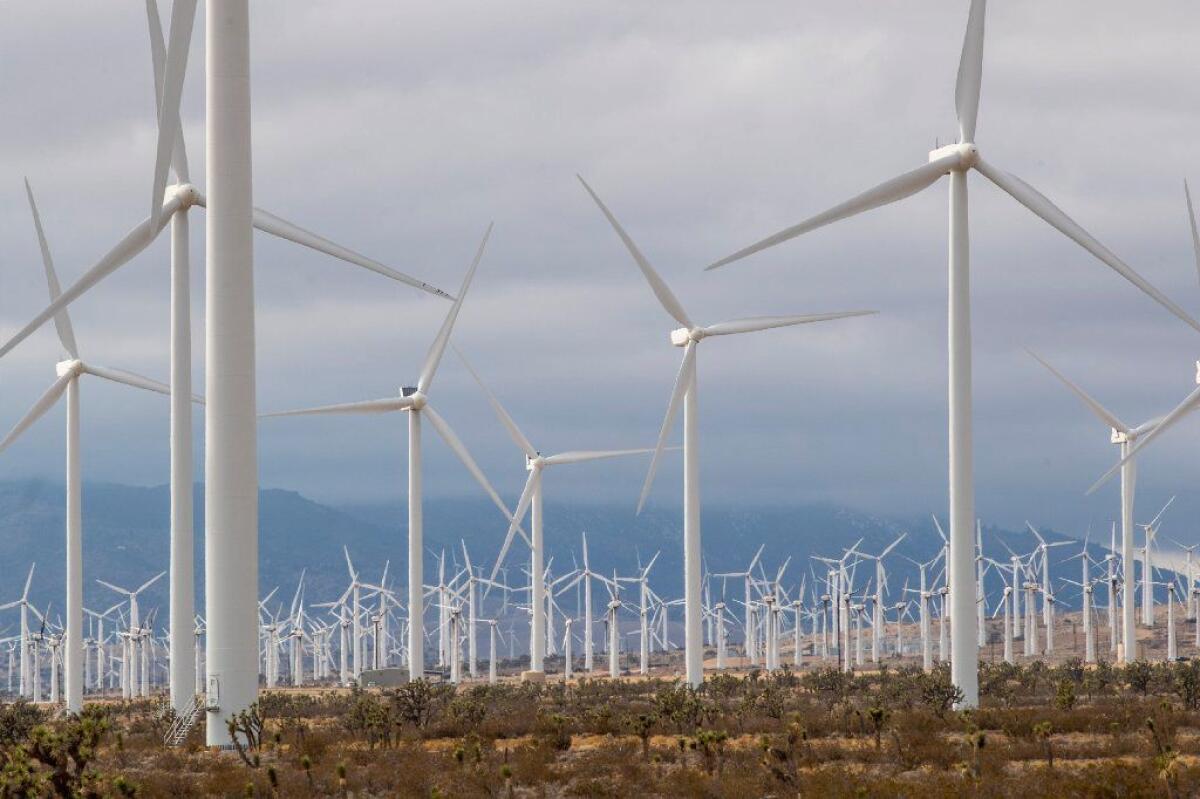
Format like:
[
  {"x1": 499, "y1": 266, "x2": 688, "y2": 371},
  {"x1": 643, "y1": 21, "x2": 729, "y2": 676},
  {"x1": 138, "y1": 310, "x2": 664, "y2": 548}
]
[{"x1": 0, "y1": 0, "x2": 1197, "y2": 540}]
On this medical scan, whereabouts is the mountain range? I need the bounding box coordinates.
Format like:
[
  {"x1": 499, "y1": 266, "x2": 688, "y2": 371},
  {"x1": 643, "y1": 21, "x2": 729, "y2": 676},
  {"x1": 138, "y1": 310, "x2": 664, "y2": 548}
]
[{"x1": 0, "y1": 478, "x2": 1137, "y2": 637}]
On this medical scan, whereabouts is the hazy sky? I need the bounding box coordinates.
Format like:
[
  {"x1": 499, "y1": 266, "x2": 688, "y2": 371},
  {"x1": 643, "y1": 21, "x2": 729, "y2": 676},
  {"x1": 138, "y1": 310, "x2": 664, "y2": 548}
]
[{"x1": 1, "y1": 1, "x2": 1199, "y2": 538}]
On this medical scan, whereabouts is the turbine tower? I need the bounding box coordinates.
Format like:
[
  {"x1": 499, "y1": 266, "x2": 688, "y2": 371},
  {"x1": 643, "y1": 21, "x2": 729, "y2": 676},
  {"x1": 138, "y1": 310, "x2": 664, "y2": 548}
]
[{"x1": 706, "y1": 0, "x2": 1200, "y2": 704}]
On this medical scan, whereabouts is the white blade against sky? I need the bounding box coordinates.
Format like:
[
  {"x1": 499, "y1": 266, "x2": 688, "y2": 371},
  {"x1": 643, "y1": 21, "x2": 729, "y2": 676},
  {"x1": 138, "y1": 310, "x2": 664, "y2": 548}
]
[
  {"x1": 454, "y1": 346, "x2": 538, "y2": 459},
  {"x1": 145, "y1": 0, "x2": 189, "y2": 184},
  {"x1": 973, "y1": 159, "x2": 1200, "y2": 335},
  {"x1": 576, "y1": 175, "x2": 693, "y2": 328},
  {"x1": 418, "y1": 224, "x2": 493, "y2": 395},
  {"x1": 637, "y1": 342, "x2": 695, "y2": 514},
  {"x1": 1026, "y1": 350, "x2": 1130, "y2": 434},
  {"x1": 25, "y1": 180, "x2": 78, "y2": 359},
  {"x1": 706, "y1": 156, "x2": 959, "y2": 271},
  {"x1": 699, "y1": 311, "x2": 876, "y2": 338},
  {"x1": 149, "y1": 0, "x2": 196, "y2": 226},
  {"x1": 0, "y1": 373, "x2": 72, "y2": 455},
  {"x1": 954, "y1": 0, "x2": 986, "y2": 143}
]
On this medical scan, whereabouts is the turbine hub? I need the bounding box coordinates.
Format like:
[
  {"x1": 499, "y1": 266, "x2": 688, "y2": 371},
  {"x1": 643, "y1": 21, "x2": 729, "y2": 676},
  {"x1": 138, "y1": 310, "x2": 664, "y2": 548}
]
[
  {"x1": 169, "y1": 183, "x2": 201, "y2": 209},
  {"x1": 526, "y1": 454, "x2": 544, "y2": 471},
  {"x1": 928, "y1": 142, "x2": 979, "y2": 171},
  {"x1": 55, "y1": 359, "x2": 82, "y2": 378},
  {"x1": 670, "y1": 327, "x2": 703, "y2": 347}
]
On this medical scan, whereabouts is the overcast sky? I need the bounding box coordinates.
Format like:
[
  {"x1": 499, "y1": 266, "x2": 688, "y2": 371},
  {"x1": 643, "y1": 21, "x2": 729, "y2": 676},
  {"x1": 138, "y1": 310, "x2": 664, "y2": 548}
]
[{"x1": 1, "y1": 1, "x2": 1199, "y2": 539}]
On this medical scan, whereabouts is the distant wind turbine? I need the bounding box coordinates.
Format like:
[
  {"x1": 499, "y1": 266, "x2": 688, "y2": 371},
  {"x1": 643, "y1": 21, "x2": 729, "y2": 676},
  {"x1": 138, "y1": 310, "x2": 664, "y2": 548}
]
[{"x1": 579, "y1": 176, "x2": 874, "y2": 687}]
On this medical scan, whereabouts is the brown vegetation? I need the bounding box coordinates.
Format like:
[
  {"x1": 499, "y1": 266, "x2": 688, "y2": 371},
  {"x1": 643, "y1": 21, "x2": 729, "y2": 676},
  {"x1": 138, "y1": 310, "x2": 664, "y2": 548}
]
[{"x1": 5, "y1": 659, "x2": 1200, "y2": 796}]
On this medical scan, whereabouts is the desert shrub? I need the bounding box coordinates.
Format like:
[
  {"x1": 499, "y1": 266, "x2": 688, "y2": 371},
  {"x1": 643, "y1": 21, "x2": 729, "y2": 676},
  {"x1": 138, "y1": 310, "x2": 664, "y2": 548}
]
[{"x1": 0, "y1": 701, "x2": 43, "y2": 747}]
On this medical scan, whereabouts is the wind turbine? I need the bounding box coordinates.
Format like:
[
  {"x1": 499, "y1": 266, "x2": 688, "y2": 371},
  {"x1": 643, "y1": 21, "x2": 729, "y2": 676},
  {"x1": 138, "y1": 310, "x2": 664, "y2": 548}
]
[
  {"x1": 1025, "y1": 523, "x2": 1071, "y2": 635},
  {"x1": 554, "y1": 533, "x2": 614, "y2": 673},
  {"x1": 0, "y1": 183, "x2": 194, "y2": 714},
  {"x1": 706, "y1": 0, "x2": 1200, "y2": 706},
  {"x1": 263, "y1": 228, "x2": 519, "y2": 682},
  {"x1": 715, "y1": 545, "x2": 766, "y2": 668},
  {"x1": 1027, "y1": 350, "x2": 1167, "y2": 663},
  {"x1": 858, "y1": 534, "x2": 905, "y2": 663},
  {"x1": 459, "y1": 350, "x2": 656, "y2": 675},
  {"x1": 1138, "y1": 497, "x2": 1175, "y2": 628},
  {"x1": 580, "y1": 175, "x2": 875, "y2": 687},
  {"x1": 0, "y1": 565, "x2": 36, "y2": 697}
]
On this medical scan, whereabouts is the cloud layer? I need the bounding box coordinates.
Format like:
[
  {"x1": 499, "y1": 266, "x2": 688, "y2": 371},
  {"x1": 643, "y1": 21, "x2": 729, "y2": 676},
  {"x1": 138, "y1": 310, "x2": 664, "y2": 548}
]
[{"x1": 1, "y1": 1, "x2": 1198, "y2": 539}]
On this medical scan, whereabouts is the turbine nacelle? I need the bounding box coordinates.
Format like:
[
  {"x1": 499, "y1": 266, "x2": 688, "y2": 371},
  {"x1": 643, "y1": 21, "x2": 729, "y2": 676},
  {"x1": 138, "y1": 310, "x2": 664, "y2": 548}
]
[
  {"x1": 400, "y1": 386, "x2": 426, "y2": 410},
  {"x1": 928, "y1": 142, "x2": 979, "y2": 171},
  {"x1": 1110, "y1": 428, "x2": 1129, "y2": 444},
  {"x1": 670, "y1": 327, "x2": 703, "y2": 347},
  {"x1": 54, "y1": 359, "x2": 83, "y2": 379},
  {"x1": 166, "y1": 183, "x2": 202, "y2": 209},
  {"x1": 525, "y1": 454, "x2": 545, "y2": 471}
]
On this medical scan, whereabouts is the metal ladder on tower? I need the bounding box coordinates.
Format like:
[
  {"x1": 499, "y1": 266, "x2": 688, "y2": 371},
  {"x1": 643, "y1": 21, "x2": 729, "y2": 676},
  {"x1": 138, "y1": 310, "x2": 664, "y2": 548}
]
[{"x1": 164, "y1": 695, "x2": 204, "y2": 747}]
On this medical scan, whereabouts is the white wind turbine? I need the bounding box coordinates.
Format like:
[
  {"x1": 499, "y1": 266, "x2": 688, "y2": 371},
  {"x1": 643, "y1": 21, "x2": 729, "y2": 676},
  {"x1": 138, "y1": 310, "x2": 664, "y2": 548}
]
[
  {"x1": 0, "y1": 183, "x2": 192, "y2": 713},
  {"x1": 858, "y1": 534, "x2": 905, "y2": 663},
  {"x1": 1167, "y1": 538, "x2": 1198, "y2": 622},
  {"x1": 706, "y1": 0, "x2": 1200, "y2": 706},
  {"x1": 1137, "y1": 497, "x2": 1175, "y2": 628},
  {"x1": 0, "y1": 565, "x2": 37, "y2": 698},
  {"x1": 554, "y1": 534, "x2": 615, "y2": 673},
  {"x1": 582, "y1": 176, "x2": 875, "y2": 687},
  {"x1": 715, "y1": 545, "x2": 766, "y2": 667},
  {"x1": 263, "y1": 228, "x2": 519, "y2": 682},
  {"x1": 458, "y1": 350, "x2": 656, "y2": 675},
  {"x1": 1027, "y1": 350, "x2": 1165, "y2": 662},
  {"x1": 1024, "y1": 523, "x2": 1071, "y2": 638}
]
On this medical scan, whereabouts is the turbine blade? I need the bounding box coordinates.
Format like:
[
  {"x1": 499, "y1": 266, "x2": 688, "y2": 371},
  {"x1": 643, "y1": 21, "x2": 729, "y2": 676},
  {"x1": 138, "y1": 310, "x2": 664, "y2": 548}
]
[
  {"x1": 260, "y1": 396, "x2": 413, "y2": 418},
  {"x1": 23, "y1": 565, "x2": 35, "y2": 599},
  {"x1": 145, "y1": 0, "x2": 188, "y2": 182},
  {"x1": 423, "y1": 404, "x2": 518, "y2": 529},
  {"x1": 543, "y1": 448, "x2": 657, "y2": 466},
  {"x1": 954, "y1": 0, "x2": 987, "y2": 143},
  {"x1": 24, "y1": 180, "x2": 78, "y2": 358},
  {"x1": 1186, "y1": 179, "x2": 1200, "y2": 289},
  {"x1": 137, "y1": 571, "x2": 166, "y2": 594},
  {"x1": 249, "y1": 207, "x2": 449, "y2": 299},
  {"x1": 417, "y1": 223, "x2": 492, "y2": 394},
  {"x1": 975, "y1": 157, "x2": 1200, "y2": 334},
  {"x1": 0, "y1": 373, "x2": 72, "y2": 455},
  {"x1": 0, "y1": 198, "x2": 181, "y2": 361},
  {"x1": 706, "y1": 155, "x2": 956, "y2": 271},
  {"x1": 636, "y1": 342, "x2": 695, "y2": 514},
  {"x1": 96, "y1": 579, "x2": 131, "y2": 596},
  {"x1": 931, "y1": 515, "x2": 948, "y2": 543},
  {"x1": 1026, "y1": 349, "x2": 1129, "y2": 433},
  {"x1": 83, "y1": 364, "x2": 176, "y2": 399},
  {"x1": 489, "y1": 471, "x2": 539, "y2": 584},
  {"x1": 150, "y1": 0, "x2": 197, "y2": 224},
  {"x1": 577, "y1": 175, "x2": 692, "y2": 328},
  {"x1": 453, "y1": 345, "x2": 537, "y2": 458},
  {"x1": 700, "y1": 310, "x2": 876, "y2": 338}
]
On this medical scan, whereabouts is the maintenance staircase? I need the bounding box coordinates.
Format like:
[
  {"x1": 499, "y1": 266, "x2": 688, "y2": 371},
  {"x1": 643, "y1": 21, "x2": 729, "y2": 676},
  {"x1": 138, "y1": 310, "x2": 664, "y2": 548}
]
[{"x1": 164, "y1": 695, "x2": 204, "y2": 747}]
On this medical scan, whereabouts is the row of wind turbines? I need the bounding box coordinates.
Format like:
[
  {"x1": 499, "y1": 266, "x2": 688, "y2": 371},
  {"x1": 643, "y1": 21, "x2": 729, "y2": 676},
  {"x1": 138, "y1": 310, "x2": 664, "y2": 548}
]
[{"x1": 6, "y1": 0, "x2": 1200, "y2": 743}]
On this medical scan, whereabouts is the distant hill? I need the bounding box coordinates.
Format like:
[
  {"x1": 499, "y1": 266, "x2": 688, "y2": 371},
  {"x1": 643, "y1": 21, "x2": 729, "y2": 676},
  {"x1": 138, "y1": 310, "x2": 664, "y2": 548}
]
[{"x1": 0, "y1": 479, "x2": 1124, "y2": 635}]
